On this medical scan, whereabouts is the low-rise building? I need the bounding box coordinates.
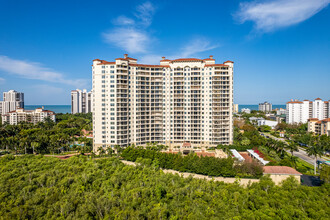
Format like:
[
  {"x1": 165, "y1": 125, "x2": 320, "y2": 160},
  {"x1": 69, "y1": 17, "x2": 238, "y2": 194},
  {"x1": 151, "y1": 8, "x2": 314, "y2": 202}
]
[
  {"x1": 263, "y1": 166, "x2": 302, "y2": 185},
  {"x1": 275, "y1": 108, "x2": 286, "y2": 116},
  {"x1": 241, "y1": 108, "x2": 251, "y2": 114},
  {"x1": 1, "y1": 108, "x2": 55, "y2": 125},
  {"x1": 257, "y1": 119, "x2": 278, "y2": 129},
  {"x1": 308, "y1": 118, "x2": 330, "y2": 136}
]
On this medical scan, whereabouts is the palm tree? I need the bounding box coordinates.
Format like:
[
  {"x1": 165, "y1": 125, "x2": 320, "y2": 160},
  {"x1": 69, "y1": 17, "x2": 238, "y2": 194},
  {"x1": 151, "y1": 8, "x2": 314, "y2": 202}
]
[
  {"x1": 290, "y1": 156, "x2": 299, "y2": 169},
  {"x1": 106, "y1": 147, "x2": 113, "y2": 157},
  {"x1": 286, "y1": 141, "x2": 298, "y2": 157},
  {"x1": 306, "y1": 138, "x2": 324, "y2": 175},
  {"x1": 98, "y1": 147, "x2": 105, "y2": 157}
]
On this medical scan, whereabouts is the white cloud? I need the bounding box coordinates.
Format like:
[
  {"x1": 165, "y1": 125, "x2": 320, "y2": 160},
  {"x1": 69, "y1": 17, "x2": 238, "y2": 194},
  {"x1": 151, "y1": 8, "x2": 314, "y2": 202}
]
[
  {"x1": 138, "y1": 38, "x2": 219, "y2": 64},
  {"x1": 0, "y1": 55, "x2": 88, "y2": 87},
  {"x1": 103, "y1": 28, "x2": 150, "y2": 54},
  {"x1": 177, "y1": 38, "x2": 219, "y2": 58},
  {"x1": 103, "y1": 2, "x2": 156, "y2": 54},
  {"x1": 134, "y1": 1, "x2": 156, "y2": 27},
  {"x1": 236, "y1": 0, "x2": 330, "y2": 32},
  {"x1": 112, "y1": 15, "x2": 135, "y2": 26},
  {"x1": 0, "y1": 77, "x2": 5, "y2": 84}
]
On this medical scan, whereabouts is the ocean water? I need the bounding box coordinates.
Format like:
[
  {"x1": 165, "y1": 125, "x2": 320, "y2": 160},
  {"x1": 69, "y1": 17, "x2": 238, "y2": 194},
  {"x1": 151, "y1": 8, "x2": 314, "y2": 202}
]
[
  {"x1": 25, "y1": 105, "x2": 71, "y2": 114},
  {"x1": 239, "y1": 105, "x2": 286, "y2": 111},
  {"x1": 24, "y1": 104, "x2": 286, "y2": 114}
]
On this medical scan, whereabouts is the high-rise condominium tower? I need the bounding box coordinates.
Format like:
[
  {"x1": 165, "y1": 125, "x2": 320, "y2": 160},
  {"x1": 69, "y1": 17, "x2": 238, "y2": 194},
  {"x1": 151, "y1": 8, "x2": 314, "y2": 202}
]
[
  {"x1": 286, "y1": 98, "x2": 330, "y2": 124},
  {"x1": 258, "y1": 101, "x2": 272, "y2": 112},
  {"x1": 92, "y1": 54, "x2": 233, "y2": 151},
  {"x1": 0, "y1": 90, "x2": 24, "y2": 115},
  {"x1": 71, "y1": 89, "x2": 92, "y2": 114}
]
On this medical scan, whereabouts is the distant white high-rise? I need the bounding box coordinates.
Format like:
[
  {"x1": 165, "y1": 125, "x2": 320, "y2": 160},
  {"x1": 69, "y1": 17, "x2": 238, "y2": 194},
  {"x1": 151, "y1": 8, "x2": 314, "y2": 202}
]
[
  {"x1": 286, "y1": 98, "x2": 330, "y2": 124},
  {"x1": 71, "y1": 89, "x2": 92, "y2": 114},
  {"x1": 259, "y1": 101, "x2": 272, "y2": 112},
  {"x1": 0, "y1": 90, "x2": 24, "y2": 115}
]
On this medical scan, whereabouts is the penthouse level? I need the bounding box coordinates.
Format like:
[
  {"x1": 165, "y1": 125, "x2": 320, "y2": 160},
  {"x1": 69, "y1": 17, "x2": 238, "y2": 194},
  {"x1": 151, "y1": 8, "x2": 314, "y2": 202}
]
[{"x1": 92, "y1": 54, "x2": 234, "y2": 152}]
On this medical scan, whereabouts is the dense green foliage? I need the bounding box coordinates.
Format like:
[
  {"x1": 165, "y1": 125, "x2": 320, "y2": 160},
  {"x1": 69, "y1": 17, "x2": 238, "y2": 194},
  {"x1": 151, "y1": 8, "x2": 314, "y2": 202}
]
[
  {"x1": 121, "y1": 147, "x2": 263, "y2": 178},
  {"x1": 217, "y1": 144, "x2": 251, "y2": 152},
  {"x1": 0, "y1": 113, "x2": 92, "y2": 154},
  {"x1": 0, "y1": 155, "x2": 329, "y2": 219}
]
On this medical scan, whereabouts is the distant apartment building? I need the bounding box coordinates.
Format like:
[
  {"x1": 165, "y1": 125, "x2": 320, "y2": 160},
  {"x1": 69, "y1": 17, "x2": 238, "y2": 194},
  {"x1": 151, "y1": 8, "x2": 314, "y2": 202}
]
[
  {"x1": 71, "y1": 89, "x2": 92, "y2": 114},
  {"x1": 275, "y1": 108, "x2": 286, "y2": 116},
  {"x1": 92, "y1": 54, "x2": 234, "y2": 151},
  {"x1": 259, "y1": 101, "x2": 272, "y2": 112},
  {"x1": 2, "y1": 107, "x2": 55, "y2": 125},
  {"x1": 233, "y1": 104, "x2": 239, "y2": 113},
  {"x1": 257, "y1": 119, "x2": 278, "y2": 129},
  {"x1": 286, "y1": 98, "x2": 330, "y2": 124},
  {"x1": 308, "y1": 118, "x2": 330, "y2": 136},
  {"x1": 0, "y1": 90, "x2": 24, "y2": 115},
  {"x1": 241, "y1": 108, "x2": 251, "y2": 114}
]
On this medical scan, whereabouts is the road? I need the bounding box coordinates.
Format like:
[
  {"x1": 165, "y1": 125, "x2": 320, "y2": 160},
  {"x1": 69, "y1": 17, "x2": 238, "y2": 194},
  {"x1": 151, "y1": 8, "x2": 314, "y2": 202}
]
[{"x1": 260, "y1": 132, "x2": 327, "y2": 165}]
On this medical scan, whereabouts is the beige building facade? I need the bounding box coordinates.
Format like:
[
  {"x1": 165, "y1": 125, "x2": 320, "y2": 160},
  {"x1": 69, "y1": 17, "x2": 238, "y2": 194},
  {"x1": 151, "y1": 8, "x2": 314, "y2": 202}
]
[
  {"x1": 308, "y1": 118, "x2": 330, "y2": 136},
  {"x1": 92, "y1": 55, "x2": 233, "y2": 152},
  {"x1": 2, "y1": 108, "x2": 56, "y2": 125}
]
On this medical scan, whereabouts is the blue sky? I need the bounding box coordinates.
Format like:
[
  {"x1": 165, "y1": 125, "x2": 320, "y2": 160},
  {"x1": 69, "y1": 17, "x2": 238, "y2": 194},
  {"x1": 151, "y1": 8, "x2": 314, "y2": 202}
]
[{"x1": 0, "y1": 0, "x2": 329, "y2": 105}]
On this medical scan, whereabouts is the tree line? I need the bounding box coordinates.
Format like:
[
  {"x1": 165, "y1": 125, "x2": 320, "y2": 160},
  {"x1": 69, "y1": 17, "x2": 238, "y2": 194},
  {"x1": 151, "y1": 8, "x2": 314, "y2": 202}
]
[
  {"x1": 0, "y1": 155, "x2": 329, "y2": 219},
  {"x1": 121, "y1": 147, "x2": 263, "y2": 178},
  {"x1": 0, "y1": 113, "x2": 93, "y2": 155}
]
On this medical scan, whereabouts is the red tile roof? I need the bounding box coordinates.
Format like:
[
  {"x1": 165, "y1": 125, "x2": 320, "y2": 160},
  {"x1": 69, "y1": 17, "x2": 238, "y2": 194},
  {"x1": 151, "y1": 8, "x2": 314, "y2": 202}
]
[
  {"x1": 315, "y1": 98, "x2": 322, "y2": 100},
  {"x1": 172, "y1": 58, "x2": 203, "y2": 62},
  {"x1": 287, "y1": 101, "x2": 303, "y2": 104},
  {"x1": 204, "y1": 64, "x2": 228, "y2": 67},
  {"x1": 196, "y1": 152, "x2": 215, "y2": 157},
  {"x1": 97, "y1": 61, "x2": 115, "y2": 65},
  {"x1": 308, "y1": 118, "x2": 319, "y2": 121},
  {"x1": 130, "y1": 64, "x2": 170, "y2": 68},
  {"x1": 224, "y1": 60, "x2": 234, "y2": 63},
  {"x1": 263, "y1": 166, "x2": 302, "y2": 175}
]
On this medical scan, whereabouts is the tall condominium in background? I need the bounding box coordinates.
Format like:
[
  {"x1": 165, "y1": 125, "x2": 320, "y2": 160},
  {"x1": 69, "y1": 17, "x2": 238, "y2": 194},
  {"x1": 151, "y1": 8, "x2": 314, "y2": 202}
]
[
  {"x1": 92, "y1": 54, "x2": 233, "y2": 151},
  {"x1": 258, "y1": 101, "x2": 272, "y2": 112},
  {"x1": 286, "y1": 98, "x2": 330, "y2": 124},
  {"x1": 0, "y1": 90, "x2": 24, "y2": 115},
  {"x1": 71, "y1": 89, "x2": 92, "y2": 114}
]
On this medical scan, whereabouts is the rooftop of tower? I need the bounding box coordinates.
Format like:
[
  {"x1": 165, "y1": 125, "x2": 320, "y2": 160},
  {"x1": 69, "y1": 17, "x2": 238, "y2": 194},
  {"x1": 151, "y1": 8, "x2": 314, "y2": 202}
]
[{"x1": 93, "y1": 54, "x2": 234, "y2": 67}]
